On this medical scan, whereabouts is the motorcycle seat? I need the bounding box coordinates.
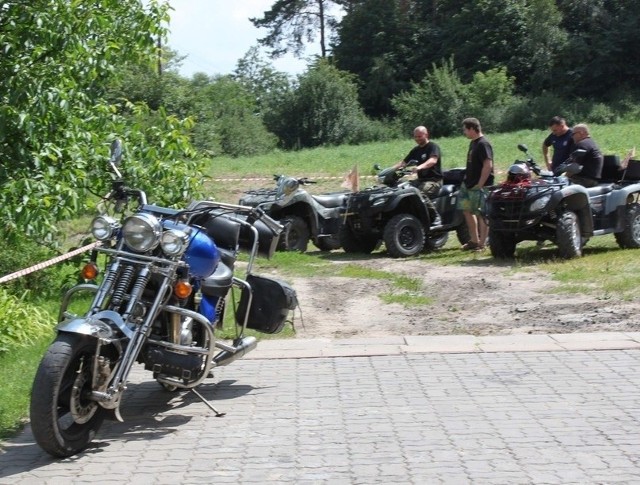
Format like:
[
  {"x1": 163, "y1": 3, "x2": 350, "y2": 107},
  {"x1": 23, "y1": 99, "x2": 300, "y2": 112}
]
[
  {"x1": 201, "y1": 262, "x2": 233, "y2": 297},
  {"x1": 586, "y1": 184, "x2": 614, "y2": 197},
  {"x1": 312, "y1": 193, "x2": 348, "y2": 208}
]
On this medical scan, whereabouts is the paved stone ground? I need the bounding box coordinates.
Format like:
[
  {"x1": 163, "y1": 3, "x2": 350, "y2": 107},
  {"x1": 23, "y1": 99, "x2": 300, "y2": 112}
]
[{"x1": 1, "y1": 342, "x2": 639, "y2": 484}]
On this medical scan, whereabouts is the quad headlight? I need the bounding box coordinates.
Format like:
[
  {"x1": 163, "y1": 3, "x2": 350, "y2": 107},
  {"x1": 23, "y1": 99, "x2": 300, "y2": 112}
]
[
  {"x1": 122, "y1": 213, "x2": 162, "y2": 252},
  {"x1": 529, "y1": 195, "x2": 551, "y2": 212},
  {"x1": 161, "y1": 229, "x2": 190, "y2": 257},
  {"x1": 91, "y1": 216, "x2": 120, "y2": 241}
]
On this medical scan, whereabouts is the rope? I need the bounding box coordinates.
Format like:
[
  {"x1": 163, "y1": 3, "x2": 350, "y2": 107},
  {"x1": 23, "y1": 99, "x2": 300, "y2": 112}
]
[{"x1": 0, "y1": 241, "x2": 100, "y2": 285}]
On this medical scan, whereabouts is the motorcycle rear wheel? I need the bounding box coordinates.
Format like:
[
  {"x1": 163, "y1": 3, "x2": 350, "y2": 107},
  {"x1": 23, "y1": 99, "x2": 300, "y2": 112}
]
[{"x1": 30, "y1": 333, "x2": 107, "y2": 457}]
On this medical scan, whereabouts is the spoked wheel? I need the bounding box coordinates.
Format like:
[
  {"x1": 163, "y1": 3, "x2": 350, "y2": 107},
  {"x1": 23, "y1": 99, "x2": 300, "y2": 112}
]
[
  {"x1": 30, "y1": 333, "x2": 108, "y2": 457},
  {"x1": 556, "y1": 210, "x2": 582, "y2": 258},
  {"x1": 383, "y1": 214, "x2": 425, "y2": 257}
]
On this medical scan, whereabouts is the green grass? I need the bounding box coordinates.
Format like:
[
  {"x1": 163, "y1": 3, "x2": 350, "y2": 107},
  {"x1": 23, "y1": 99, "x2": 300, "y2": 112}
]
[{"x1": 0, "y1": 334, "x2": 53, "y2": 440}]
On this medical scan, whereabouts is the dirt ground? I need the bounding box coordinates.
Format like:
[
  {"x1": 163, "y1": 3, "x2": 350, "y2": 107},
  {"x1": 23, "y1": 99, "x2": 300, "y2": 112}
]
[{"x1": 287, "y1": 255, "x2": 640, "y2": 338}]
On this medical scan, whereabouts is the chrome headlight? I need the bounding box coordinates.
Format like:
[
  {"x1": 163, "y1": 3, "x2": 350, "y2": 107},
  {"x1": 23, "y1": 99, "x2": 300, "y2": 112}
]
[
  {"x1": 122, "y1": 213, "x2": 162, "y2": 252},
  {"x1": 161, "y1": 229, "x2": 190, "y2": 257},
  {"x1": 529, "y1": 195, "x2": 551, "y2": 212},
  {"x1": 91, "y1": 216, "x2": 120, "y2": 241}
]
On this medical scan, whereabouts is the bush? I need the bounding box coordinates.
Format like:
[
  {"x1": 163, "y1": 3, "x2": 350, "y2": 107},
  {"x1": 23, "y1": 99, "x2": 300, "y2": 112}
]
[
  {"x1": 0, "y1": 289, "x2": 53, "y2": 353},
  {"x1": 0, "y1": 234, "x2": 60, "y2": 298}
]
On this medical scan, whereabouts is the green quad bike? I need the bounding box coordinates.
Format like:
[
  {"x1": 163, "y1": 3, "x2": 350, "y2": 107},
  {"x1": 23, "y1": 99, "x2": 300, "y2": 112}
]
[{"x1": 338, "y1": 163, "x2": 470, "y2": 258}]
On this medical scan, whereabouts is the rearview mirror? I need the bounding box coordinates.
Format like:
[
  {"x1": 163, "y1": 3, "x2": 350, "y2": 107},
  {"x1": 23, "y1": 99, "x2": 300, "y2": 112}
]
[
  {"x1": 517, "y1": 143, "x2": 528, "y2": 153},
  {"x1": 109, "y1": 139, "x2": 123, "y2": 165}
]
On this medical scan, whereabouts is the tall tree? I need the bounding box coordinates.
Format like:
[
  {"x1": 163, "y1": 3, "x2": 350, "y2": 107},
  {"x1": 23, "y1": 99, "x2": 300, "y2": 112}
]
[
  {"x1": 250, "y1": 0, "x2": 344, "y2": 58},
  {"x1": 555, "y1": 0, "x2": 640, "y2": 98}
]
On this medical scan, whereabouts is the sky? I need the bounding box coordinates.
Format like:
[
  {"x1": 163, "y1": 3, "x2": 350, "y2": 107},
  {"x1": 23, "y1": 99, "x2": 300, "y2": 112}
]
[{"x1": 166, "y1": 0, "x2": 320, "y2": 77}]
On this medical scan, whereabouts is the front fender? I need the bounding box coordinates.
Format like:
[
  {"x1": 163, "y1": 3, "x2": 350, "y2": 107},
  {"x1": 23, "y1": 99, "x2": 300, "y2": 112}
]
[
  {"x1": 550, "y1": 186, "x2": 593, "y2": 236},
  {"x1": 57, "y1": 310, "x2": 133, "y2": 340}
]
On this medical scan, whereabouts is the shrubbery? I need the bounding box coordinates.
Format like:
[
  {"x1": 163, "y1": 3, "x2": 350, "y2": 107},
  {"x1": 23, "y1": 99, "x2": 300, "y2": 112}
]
[{"x1": 0, "y1": 289, "x2": 53, "y2": 353}]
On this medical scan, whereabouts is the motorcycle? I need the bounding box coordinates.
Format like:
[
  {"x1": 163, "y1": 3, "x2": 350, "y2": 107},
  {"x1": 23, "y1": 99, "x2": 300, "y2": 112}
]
[
  {"x1": 29, "y1": 140, "x2": 297, "y2": 457},
  {"x1": 239, "y1": 174, "x2": 348, "y2": 252}
]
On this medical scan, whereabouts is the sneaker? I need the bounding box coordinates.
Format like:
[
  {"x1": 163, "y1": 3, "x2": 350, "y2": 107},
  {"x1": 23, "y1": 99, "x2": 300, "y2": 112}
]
[{"x1": 461, "y1": 241, "x2": 480, "y2": 251}]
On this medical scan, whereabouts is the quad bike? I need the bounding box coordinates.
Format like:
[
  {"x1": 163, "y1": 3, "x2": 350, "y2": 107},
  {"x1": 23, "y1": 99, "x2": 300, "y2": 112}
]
[
  {"x1": 239, "y1": 175, "x2": 348, "y2": 252},
  {"x1": 486, "y1": 143, "x2": 640, "y2": 259},
  {"x1": 338, "y1": 163, "x2": 470, "y2": 257}
]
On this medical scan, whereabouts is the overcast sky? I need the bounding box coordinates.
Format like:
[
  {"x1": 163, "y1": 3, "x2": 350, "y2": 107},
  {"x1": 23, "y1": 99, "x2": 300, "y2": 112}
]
[{"x1": 166, "y1": 0, "x2": 320, "y2": 77}]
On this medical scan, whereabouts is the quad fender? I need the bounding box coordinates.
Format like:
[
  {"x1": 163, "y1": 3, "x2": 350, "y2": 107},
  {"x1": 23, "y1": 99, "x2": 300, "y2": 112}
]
[
  {"x1": 383, "y1": 188, "x2": 431, "y2": 225},
  {"x1": 549, "y1": 185, "x2": 593, "y2": 237},
  {"x1": 603, "y1": 183, "x2": 640, "y2": 214},
  {"x1": 270, "y1": 197, "x2": 338, "y2": 238}
]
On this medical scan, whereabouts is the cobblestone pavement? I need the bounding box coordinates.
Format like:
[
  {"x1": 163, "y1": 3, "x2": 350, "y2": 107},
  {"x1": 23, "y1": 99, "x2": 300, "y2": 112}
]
[{"x1": 1, "y1": 341, "x2": 639, "y2": 484}]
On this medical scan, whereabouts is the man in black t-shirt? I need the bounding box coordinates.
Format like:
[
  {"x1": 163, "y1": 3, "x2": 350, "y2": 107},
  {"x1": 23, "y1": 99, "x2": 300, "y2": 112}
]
[
  {"x1": 543, "y1": 116, "x2": 574, "y2": 171},
  {"x1": 457, "y1": 117, "x2": 494, "y2": 251},
  {"x1": 393, "y1": 126, "x2": 443, "y2": 225}
]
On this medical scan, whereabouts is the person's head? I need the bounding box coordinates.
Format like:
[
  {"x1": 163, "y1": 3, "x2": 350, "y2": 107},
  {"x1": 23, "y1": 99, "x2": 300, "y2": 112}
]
[
  {"x1": 571, "y1": 123, "x2": 590, "y2": 143},
  {"x1": 549, "y1": 116, "x2": 569, "y2": 136},
  {"x1": 462, "y1": 118, "x2": 482, "y2": 139},
  {"x1": 413, "y1": 126, "x2": 429, "y2": 146}
]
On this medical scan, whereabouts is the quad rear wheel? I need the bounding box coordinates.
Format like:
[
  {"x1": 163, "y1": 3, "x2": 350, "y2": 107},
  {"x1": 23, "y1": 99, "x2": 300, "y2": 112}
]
[
  {"x1": 339, "y1": 224, "x2": 379, "y2": 254},
  {"x1": 615, "y1": 202, "x2": 640, "y2": 248}
]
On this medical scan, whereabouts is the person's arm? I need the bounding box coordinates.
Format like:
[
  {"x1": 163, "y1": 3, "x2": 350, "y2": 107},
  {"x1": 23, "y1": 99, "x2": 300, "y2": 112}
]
[
  {"x1": 476, "y1": 158, "x2": 493, "y2": 188},
  {"x1": 542, "y1": 143, "x2": 551, "y2": 170},
  {"x1": 412, "y1": 155, "x2": 438, "y2": 172}
]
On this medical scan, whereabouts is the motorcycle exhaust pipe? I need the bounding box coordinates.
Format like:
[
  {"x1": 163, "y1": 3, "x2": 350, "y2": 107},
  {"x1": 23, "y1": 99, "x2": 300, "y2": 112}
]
[{"x1": 213, "y1": 336, "x2": 258, "y2": 367}]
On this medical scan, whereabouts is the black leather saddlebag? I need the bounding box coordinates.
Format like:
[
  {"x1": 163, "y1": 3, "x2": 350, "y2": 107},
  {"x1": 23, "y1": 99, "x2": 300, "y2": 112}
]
[{"x1": 236, "y1": 274, "x2": 298, "y2": 334}]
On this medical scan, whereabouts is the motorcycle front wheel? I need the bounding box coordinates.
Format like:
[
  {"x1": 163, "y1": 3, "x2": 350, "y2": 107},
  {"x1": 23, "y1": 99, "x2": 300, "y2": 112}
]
[{"x1": 30, "y1": 333, "x2": 107, "y2": 457}]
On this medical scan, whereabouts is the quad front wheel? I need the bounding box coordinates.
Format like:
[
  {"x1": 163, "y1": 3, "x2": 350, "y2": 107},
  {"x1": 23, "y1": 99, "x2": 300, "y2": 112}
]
[
  {"x1": 615, "y1": 202, "x2": 640, "y2": 248},
  {"x1": 30, "y1": 333, "x2": 108, "y2": 457},
  {"x1": 489, "y1": 229, "x2": 516, "y2": 259},
  {"x1": 278, "y1": 215, "x2": 310, "y2": 252},
  {"x1": 383, "y1": 214, "x2": 425, "y2": 257},
  {"x1": 556, "y1": 210, "x2": 582, "y2": 258}
]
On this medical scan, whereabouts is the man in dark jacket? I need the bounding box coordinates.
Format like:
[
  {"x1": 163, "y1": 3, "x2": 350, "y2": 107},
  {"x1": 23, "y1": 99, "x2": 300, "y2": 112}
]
[{"x1": 568, "y1": 123, "x2": 603, "y2": 188}]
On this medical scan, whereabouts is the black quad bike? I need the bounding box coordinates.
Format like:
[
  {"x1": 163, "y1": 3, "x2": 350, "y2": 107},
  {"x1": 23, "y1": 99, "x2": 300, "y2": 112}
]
[
  {"x1": 239, "y1": 175, "x2": 348, "y2": 252},
  {"x1": 486, "y1": 144, "x2": 640, "y2": 259},
  {"x1": 338, "y1": 164, "x2": 470, "y2": 257}
]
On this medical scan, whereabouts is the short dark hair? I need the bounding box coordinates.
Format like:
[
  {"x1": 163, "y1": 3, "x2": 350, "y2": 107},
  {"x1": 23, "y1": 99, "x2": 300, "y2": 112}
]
[
  {"x1": 549, "y1": 116, "x2": 566, "y2": 126},
  {"x1": 462, "y1": 117, "x2": 481, "y2": 132}
]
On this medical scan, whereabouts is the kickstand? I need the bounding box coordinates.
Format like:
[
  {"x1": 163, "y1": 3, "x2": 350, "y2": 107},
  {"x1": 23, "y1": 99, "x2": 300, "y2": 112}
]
[{"x1": 190, "y1": 388, "x2": 226, "y2": 417}]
